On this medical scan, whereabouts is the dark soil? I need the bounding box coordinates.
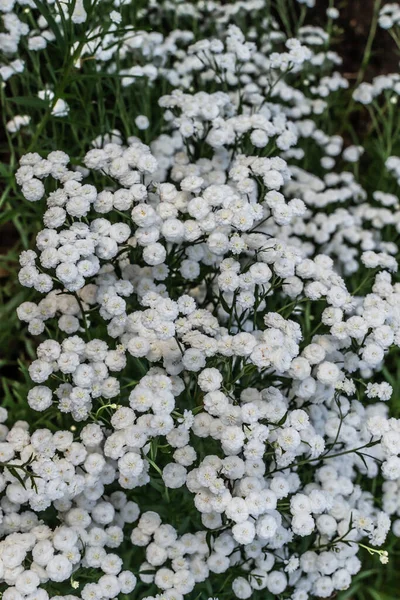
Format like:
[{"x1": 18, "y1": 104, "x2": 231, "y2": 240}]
[{"x1": 312, "y1": 0, "x2": 399, "y2": 80}]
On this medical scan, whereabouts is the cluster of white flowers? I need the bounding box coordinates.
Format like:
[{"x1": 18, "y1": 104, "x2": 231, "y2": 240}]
[
  {"x1": 6, "y1": 114, "x2": 30, "y2": 133},
  {"x1": 4, "y1": 1, "x2": 400, "y2": 599},
  {"x1": 386, "y1": 155, "x2": 400, "y2": 185},
  {"x1": 379, "y1": 2, "x2": 400, "y2": 29},
  {"x1": 353, "y1": 73, "x2": 400, "y2": 105},
  {"x1": 0, "y1": 0, "x2": 116, "y2": 76},
  {"x1": 0, "y1": 407, "x2": 140, "y2": 600}
]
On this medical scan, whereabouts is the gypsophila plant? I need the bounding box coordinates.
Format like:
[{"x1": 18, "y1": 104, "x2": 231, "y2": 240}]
[{"x1": 2, "y1": 1, "x2": 400, "y2": 599}]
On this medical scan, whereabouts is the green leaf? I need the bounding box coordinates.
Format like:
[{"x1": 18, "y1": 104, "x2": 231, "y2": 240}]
[
  {"x1": 7, "y1": 97, "x2": 48, "y2": 109},
  {"x1": 368, "y1": 589, "x2": 397, "y2": 600}
]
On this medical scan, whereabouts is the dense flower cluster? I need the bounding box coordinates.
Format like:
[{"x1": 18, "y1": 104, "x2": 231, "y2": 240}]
[
  {"x1": 379, "y1": 2, "x2": 400, "y2": 29},
  {"x1": 3, "y1": 1, "x2": 400, "y2": 599}
]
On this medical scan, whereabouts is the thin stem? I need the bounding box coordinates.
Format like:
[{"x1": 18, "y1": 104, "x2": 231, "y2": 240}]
[{"x1": 267, "y1": 440, "x2": 380, "y2": 475}]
